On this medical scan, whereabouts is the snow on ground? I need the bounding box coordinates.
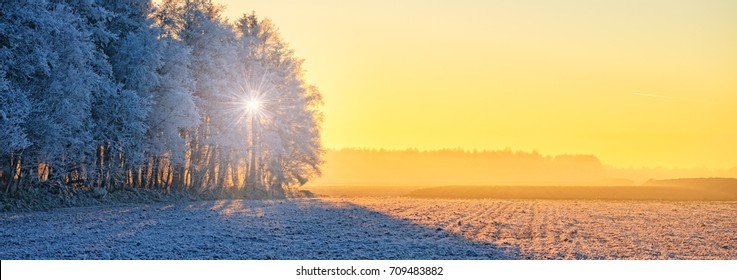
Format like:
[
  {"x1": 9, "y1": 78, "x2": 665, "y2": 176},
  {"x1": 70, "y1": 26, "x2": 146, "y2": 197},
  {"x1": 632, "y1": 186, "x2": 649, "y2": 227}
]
[
  {"x1": 0, "y1": 198, "x2": 511, "y2": 260},
  {"x1": 1, "y1": 197, "x2": 735, "y2": 259},
  {"x1": 342, "y1": 197, "x2": 737, "y2": 259}
]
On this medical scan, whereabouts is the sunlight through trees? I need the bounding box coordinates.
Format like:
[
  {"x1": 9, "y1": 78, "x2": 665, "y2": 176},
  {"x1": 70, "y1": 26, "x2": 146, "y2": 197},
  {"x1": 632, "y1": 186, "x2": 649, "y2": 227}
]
[{"x1": 0, "y1": 0, "x2": 322, "y2": 198}]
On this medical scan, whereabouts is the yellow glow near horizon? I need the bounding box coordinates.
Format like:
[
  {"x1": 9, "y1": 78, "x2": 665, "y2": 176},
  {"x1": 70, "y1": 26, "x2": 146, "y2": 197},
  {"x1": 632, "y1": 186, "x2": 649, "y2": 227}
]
[{"x1": 204, "y1": 0, "x2": 736, "y2": 169}]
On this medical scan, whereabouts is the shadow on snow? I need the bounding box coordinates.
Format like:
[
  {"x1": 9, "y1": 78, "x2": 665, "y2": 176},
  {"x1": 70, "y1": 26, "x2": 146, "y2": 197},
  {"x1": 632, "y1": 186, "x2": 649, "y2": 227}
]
[{"x1": 0, "y1": 198, "x2": 516, "y2": 259}]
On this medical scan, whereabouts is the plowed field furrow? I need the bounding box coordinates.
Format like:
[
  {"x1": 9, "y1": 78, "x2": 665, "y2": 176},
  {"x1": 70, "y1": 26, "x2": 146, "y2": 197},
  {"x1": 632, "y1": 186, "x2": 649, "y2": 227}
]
[{"x1": 347, "y1": 197, "x2": 737, "y2": 259}]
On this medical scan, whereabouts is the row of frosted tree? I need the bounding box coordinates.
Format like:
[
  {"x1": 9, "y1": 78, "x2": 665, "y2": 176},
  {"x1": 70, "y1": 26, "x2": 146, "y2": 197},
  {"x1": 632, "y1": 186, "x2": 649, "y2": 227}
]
[{"x1": 0, "y1": 0, "x2": 323, "y2": 198}]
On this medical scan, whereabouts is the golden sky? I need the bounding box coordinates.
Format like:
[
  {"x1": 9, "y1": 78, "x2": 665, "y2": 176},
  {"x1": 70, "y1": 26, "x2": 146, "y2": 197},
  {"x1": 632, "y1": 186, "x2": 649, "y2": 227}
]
[{"x1": 212, "y1": 0, "x2": 737, "y2": 169}]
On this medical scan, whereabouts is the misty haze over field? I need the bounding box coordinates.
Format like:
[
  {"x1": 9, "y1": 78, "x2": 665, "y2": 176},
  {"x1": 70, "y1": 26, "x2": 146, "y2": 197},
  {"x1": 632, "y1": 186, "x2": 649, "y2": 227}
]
[{"x1": 310, "y1": 149, "x2": 737, "y2": 187}]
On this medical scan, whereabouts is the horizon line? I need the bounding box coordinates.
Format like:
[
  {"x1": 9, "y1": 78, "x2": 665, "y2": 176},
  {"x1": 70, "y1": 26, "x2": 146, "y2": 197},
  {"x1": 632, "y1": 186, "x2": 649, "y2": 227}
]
[{"x1": 323, "y1": 146, "x2": 737, "y2": 170}]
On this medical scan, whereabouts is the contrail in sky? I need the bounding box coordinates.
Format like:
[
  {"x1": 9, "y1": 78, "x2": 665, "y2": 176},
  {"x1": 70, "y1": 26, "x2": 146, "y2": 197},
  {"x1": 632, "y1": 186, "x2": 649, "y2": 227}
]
[{"x1": 631, "y1": 92, "x2": 683, "y2": 100}]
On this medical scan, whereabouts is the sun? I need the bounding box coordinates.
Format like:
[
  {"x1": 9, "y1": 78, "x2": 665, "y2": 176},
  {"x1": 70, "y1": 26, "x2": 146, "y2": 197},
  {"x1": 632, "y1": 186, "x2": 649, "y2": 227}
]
[{"x1": 246, "y1": 97, "x2": 262, "y2": 113}]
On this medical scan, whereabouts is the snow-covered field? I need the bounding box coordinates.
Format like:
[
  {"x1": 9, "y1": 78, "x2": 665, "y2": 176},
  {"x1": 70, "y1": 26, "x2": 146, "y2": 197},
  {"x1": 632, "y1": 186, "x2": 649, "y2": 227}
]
[
  {"x1": 344, "y1": 197, "x2": 737, "y2": 259},
  {"x1": 1, "y1": 197, "x2": 735, "y2": 259},
  {"x1": 0, "y1": 198, "x2": 509, "y2": 259}
]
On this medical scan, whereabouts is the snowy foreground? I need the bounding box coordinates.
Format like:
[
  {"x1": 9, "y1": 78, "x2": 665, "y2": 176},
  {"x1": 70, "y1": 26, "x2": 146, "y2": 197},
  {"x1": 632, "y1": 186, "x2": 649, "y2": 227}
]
[{"x1": 1, "y1": 197, "x2": 736, "y2": 259}]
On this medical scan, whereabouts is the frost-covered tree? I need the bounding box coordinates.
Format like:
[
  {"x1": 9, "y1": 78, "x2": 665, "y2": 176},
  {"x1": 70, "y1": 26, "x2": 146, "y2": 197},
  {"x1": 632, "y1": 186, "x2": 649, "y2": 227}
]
[
  {"x1": 97, "y1": 30, "x2": 154, "y2": 189},
  {"x1": 99, "y1": 0, "x2": 189, "y2": 190},
  {"x1": 55, "y1": 0, "x2": 152, "y2": 190},
  {"x1": 144, "y1": 37, "x2": 200, "y2": 190},
  {"x1": 1, "y1": 0, "x2": 101, "y2": 189},
  {"x1": 155, "y1": 0, "x2": 239, "y2": 191},
  {"x1": 1, "y1": 0, "x2": 322, "y2": 198},
  {"x1": 0, "y1": 72, "x2": 30, "y2": 156},
  {"x1": 235, "y1": 14, "x2": 323, "y2": 197},
  {"x1": 0, "y1": 71, "x2": 31, "y2": 192}
]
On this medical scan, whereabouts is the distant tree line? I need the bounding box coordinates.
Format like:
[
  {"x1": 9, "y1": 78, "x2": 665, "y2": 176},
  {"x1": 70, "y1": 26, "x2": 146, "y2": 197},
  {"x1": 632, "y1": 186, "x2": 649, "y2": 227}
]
[
  {"x1": 315, "y1": 148, "x2": 605, "y2": 186},
  {"x1": 0, "y1": 0, "x2": 322, "y2": 198}
]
